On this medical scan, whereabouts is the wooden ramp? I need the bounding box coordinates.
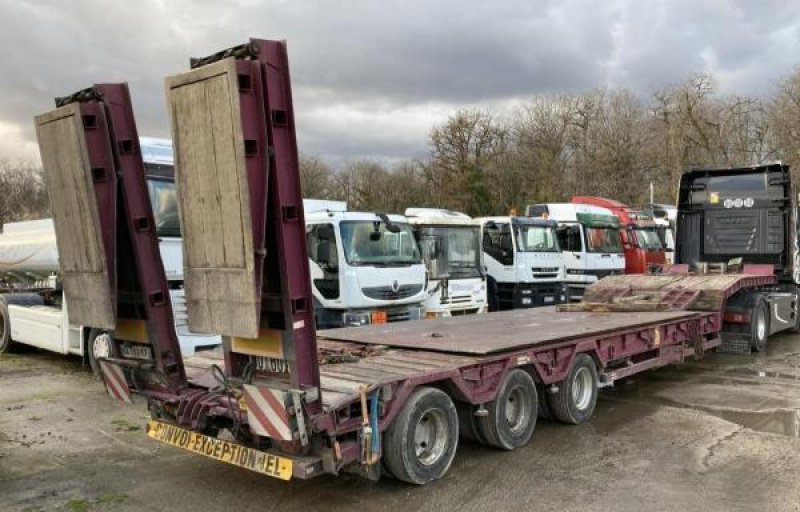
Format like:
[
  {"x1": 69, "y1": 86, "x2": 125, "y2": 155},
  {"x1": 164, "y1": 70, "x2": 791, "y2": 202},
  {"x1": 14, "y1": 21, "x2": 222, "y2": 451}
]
[
  {"x1": 165, "y1": 59, "x2": 260, "y2": 338},
  {"x1": 34, "y1": 104, "x2": 115, "y2": 330}
]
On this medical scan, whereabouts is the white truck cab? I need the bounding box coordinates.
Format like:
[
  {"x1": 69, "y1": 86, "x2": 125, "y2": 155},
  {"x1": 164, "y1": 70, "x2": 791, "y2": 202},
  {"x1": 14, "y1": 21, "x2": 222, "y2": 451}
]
[
  {"x1": 305, "y1": 200, "x2": 426, "y2": 328},
  {"x1": 0, "y1": 138, "x2": 221, "y2": 367},
  {"x1": 405, "y1": 208, "x2": 487, "y2": 318},
  {"x1": 525, "y1": 203, "x2": 625, "y2": 301},
  {"x1": 476, "y1": 216, "x2": 565, "y2": 310}
]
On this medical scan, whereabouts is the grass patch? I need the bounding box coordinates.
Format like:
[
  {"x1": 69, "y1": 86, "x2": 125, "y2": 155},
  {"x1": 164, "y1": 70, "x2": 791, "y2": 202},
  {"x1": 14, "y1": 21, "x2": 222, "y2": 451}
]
[{"x1": 64, "y1": 494, "x2": 128, "y2": 511}]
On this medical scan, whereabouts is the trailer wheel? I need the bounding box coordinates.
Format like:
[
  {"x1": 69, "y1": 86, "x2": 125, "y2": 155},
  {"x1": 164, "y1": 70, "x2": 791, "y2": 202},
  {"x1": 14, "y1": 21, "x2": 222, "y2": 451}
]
[
  {"x1": 383, "y1": 387, "x2": 458, "y2": 485},
  {"x1": 750, "y1": 300, "x2": 769, "y2": 352},
  {"x1": 0, "y1": 297, "x2": 13, "y2": 353},
  {"x1": 549, "y1": 353, "x2": 598, "y2": 424},
  {"x1": 477, "y1": 369, "x2": 537, "y2": 450},
  {"x1": 87, "y1": 329, "x2": 115, "y2": 377}
]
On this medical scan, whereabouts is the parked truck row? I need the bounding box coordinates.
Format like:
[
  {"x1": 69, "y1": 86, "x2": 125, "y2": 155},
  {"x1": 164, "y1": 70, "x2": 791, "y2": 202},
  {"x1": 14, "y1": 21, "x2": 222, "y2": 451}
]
[{"x1": 31, "y1": 38, "x2": 800, "y2": 487}]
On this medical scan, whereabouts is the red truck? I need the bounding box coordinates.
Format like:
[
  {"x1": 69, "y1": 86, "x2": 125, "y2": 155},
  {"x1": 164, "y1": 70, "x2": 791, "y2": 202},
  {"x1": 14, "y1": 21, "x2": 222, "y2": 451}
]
[
  {"x1": 34, "y1": 38, "x2": 800, "y2": 485},
  {"x1": 572, "y1": 196, "x2": 667, "y2": 273}
]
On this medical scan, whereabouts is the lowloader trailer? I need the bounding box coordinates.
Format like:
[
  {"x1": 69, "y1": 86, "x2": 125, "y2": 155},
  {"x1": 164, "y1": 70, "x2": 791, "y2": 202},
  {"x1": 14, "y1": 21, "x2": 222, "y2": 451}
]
[{"x1": 35, "y1": 38, "x2": 796, "y2": 485}]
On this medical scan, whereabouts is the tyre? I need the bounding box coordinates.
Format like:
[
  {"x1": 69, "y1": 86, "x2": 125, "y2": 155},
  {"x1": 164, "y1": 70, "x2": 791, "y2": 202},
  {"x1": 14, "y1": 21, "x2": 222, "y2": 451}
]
[
  {"x1": 0, "y1": 297, "x2": 12, "y2": 354},
  {"x1": 549, "y1": 353, "x2": 598, "y2": 425},
  {"x1": 487, "y1": 277, "x2": 500, "y2": 312},
  {"x1": 750, "y1": 300, "x2": 769, "y2": 352},
  {"x1": 477, "y1": 369, "x2": 538, "y2": 450},
  {"x1": 87, "y1": 328, "x2": 115, "y2": 377},
  {"x1": 456, "y1": 401, "x2": 486, "y2": 444},
  {"x1": 536, "y1": 382, "x2": 553, "y2": 421},
  {"x1": 383, "y1": 387, "x2": 459, "y2": 485}
]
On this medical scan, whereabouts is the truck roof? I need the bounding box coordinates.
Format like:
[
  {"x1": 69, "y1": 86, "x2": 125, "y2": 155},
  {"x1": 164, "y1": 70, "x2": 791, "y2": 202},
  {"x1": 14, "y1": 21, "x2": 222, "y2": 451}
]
[
  {"x1": 305, "y1": 210, "x2": 409, "y2": 224},
  {"x1": 475, "y1": 216, "x2": 558, "y2": 228},
  {"x1": 139, "y1": 137, "x2": 174, "y2": 165},
  {"x1": 405, "y1": 208, "x2": 478, "y2": 226},
  {"x1": 525, "y1": 203, "x2": 619, "y2": 225},
  {"x1": 571, "y1": 196, "x2": 656, "y2": 227}
]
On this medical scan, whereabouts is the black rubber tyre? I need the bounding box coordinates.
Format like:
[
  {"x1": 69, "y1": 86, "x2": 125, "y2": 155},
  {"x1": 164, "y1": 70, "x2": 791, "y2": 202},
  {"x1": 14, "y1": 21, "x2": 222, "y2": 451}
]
[
  {"x1": 383, "y1": 387, "x2": 459, "y2": 485},
  {"x1": 549, "y1": 353, "x2": 598, "y2": 425},
  {"x1": 87, "y1": 328, "x2": 115, "y2": 377},
  {"x1": 750, "y1": 300, "x2": 769, "y2": 352},
  {"x1": 487, "y1": 277, "x2": 500, "y2": 312},
  {"x1": 536, "y1": 382, "x2": 554, "y2": 421},
  {"x1": 456, "y1": 401, "x2": 486, "y2": 444},
  {"x1": 477, "y1": 369, "x2": 538, "y2": 450},
  {"x1": 0, "y1": 297, "x2": 12, "y2": 354}
]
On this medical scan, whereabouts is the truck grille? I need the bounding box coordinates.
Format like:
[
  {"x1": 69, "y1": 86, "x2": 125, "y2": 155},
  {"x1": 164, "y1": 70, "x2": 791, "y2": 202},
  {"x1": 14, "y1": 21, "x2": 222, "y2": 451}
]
[
  {"x1": 532, "y1": 267, "x2": 559, "y2": 279},
  {"x1": 362, "y1": 284, "x2": 423, "y2": 300}
]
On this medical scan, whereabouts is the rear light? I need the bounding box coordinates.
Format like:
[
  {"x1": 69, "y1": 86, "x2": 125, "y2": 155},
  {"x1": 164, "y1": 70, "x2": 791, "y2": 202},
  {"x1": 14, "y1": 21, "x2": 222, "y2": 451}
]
[
  {"x1": 371, "y1": 311, "x2": 388, "y2": 324},
  {"x1": 723, "y1": 312, "x2": 749, "y2": 324}
]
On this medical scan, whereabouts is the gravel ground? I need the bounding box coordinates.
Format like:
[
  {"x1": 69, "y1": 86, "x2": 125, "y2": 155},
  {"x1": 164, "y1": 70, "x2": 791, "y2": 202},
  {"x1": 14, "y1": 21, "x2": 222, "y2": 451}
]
[{"x1": 3, "y1": 333, "x2": 800, "y2": 512}]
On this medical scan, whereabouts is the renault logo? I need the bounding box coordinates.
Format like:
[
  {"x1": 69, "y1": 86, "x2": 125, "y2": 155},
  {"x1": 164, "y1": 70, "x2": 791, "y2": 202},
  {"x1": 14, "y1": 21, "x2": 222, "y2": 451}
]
[{"x1": 391, "y1": 280, "x2": 400, "y2": 292}]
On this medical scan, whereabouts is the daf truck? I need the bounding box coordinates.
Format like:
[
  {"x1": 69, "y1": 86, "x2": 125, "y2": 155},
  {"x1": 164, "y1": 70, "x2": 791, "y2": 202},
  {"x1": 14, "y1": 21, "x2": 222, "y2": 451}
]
[
  {"x1": 477, "y1": 215, "x2": 565, "y2": 310},
  {"x1": 0, "y1": 138, "x2": 220, "y2": 373},
  {"x1": 304, "y1": 200, "x2": 426, "y2": 328},
  {"x1": 525, "y1": 203, "x2": 625, "y2": 301},
  {"x1": 404, "y1": 208, "x2": 487, "y2": 318},
  {"x1": 571, "y1": 196, "x2": 667, "y2": 274}
]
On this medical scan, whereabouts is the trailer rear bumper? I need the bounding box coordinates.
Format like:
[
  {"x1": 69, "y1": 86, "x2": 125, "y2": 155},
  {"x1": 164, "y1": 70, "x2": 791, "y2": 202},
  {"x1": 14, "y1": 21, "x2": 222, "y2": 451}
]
[{"x1": 145, "y1": 420, "x2": 326, "y2": 480}]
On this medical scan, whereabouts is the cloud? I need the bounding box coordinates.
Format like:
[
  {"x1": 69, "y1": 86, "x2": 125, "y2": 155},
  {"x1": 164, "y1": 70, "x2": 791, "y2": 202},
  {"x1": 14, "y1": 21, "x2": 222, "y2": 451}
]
[{"x1": 2, "y1": 0, "x2": 800, "y2": 165}]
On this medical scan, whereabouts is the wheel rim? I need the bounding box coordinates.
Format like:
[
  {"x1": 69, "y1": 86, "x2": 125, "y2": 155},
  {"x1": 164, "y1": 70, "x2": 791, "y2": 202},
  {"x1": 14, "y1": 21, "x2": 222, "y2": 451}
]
[
  {"x1": 572, "y1": 366, "x2": 594, "y2": 411},
  {"x1": 92, "y1": 333, "x2": 112, "y2": 360},
  {"x1": 757, "y1": 309, "x2": 767, "y2": 341},
  {"x1": 414, "y1": 408, "x2": 449, "y2": 466},
  {"x1": 504, "y1": 385, "x2": 529, "y2": 435}
]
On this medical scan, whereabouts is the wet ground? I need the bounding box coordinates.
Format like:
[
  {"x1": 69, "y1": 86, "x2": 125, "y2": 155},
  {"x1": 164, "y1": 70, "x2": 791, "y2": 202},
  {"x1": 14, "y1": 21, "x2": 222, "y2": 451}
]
[{"x1": 3, "y1": 335, "x2": 800, "y2": 512}]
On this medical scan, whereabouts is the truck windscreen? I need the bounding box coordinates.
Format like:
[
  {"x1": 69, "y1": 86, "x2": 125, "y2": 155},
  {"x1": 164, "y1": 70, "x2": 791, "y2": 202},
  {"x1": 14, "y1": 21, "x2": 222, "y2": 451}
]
[
  {"x1": 147, "y1": 179, "x2": 180, "y2": 237},
  {"x1": 585, "y1": 227, "x2": 623, "y2": 253},
  {"x1": 633, "y1": 228, "x2": 663, "y2": 250},
  {"x1": 418, "y1": 225, "x2": 481, "y2": 278},
  {"x1": 514, "y1": 225, "x2": 559, "y2": 252},
  {"x1": 340, "y1": 221, "x2": 421, "y2": 266}
]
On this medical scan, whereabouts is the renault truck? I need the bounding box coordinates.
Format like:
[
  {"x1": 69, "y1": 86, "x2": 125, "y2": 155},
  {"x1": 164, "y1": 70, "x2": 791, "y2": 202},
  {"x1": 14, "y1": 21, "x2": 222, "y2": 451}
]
[
  {"x1": 304, "y1": 200, "x2": 426, "y2": 328},
  {"x1": 405, "y1": 208, "x2": 487, "y2": 318},
  {"x1": 525, "y1": 203, "x2": 625, "y2": 301}
]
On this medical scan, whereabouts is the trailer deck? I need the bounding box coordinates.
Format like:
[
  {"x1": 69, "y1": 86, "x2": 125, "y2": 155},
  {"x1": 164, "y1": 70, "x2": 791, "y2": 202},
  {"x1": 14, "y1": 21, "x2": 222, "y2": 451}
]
[{"x1": 319, "y1": 307, "x2": 699, "y2": 354}]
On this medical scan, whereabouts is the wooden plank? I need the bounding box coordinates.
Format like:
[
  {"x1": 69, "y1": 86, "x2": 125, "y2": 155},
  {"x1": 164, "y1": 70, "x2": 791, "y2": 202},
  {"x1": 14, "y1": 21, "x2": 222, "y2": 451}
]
[
  {"x1": 165, "y1": 58, "x2": 259, "y2": 338},
  {"x1": 34, "y1": 105, "x2": 115, "y2": 329}
]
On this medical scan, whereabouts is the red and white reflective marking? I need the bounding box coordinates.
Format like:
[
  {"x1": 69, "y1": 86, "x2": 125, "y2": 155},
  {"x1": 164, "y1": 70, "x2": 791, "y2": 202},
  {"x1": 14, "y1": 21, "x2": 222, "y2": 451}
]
[
  {"x1": 243, "y1": 384, "x2": 292, "y2": 440},
  {"x1": 99, "y1": 360, "x2": 132, "y2": 404}
]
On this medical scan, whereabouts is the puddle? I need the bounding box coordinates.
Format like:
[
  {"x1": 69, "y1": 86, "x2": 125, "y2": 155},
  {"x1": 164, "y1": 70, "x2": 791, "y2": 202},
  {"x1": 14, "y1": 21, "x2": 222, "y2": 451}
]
[{"x1": 705, "y1": 407, "x2": 800, "y2": 437}]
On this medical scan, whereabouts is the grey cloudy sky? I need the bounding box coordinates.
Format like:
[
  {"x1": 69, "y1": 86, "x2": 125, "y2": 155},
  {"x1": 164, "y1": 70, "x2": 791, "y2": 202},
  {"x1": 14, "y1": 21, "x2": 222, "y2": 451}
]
[{"x1": 2, "y1": 0, "x2": 800, "y2": 165}]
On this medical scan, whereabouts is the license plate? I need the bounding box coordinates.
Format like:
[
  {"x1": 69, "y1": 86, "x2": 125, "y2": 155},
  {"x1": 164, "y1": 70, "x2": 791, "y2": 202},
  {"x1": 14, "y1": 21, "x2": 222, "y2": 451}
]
[
  {"x1": 147, "y1": 420, "x2": 293, "y2": 480},
  {"x1": 121, "y1": 344, "x2": 152, "y2": 360},
  {"x1": 544, "y1": 296, "x2": 555, "y2": 303}
]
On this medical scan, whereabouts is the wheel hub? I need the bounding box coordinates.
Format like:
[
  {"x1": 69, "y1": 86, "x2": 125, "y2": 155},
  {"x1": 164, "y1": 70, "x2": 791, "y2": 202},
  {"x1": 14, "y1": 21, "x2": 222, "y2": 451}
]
[
  {"x1": 92, "y1": 333, "x2": 112, "y2": 360},
  {"x1": 504, "y1": 386, "x2": 528, "y2": 434},
  {"x1": 414, "y1": 409, "x2": 448, "y2": 466},
  {"x1": 572, "y1": 366, "x2": 594, "y2": 411}
]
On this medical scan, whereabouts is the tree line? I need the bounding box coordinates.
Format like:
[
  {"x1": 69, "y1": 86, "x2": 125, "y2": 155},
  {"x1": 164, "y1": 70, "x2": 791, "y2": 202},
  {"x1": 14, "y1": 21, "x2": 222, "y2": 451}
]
[
  {"x1": 4, "y1": 68, "x2": 800, "y2": 226},
  {"x1": 301, "y1": 70, "x2": 800, "y2": 217}
]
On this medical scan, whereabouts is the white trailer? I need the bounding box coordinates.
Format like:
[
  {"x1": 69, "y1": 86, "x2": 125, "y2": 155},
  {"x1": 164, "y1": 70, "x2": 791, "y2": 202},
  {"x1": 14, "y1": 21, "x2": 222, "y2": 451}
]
[
  {"x1": 476, "y1": 215, "x2": 566, "y2": 310},
  {"x1": 405, "y1": 208, "x2": 487, "y2": 318},
  {"x1": 304, "y1": 200, "x2": 426, "y2": 328},
  {"x1": 0, "y1": 138, "x2": 220, "y2": 373},
  {"x1": 525, "y1": 203, "x2": 626, "y2": 301}
]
